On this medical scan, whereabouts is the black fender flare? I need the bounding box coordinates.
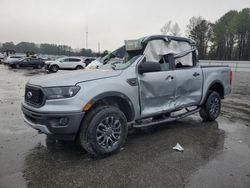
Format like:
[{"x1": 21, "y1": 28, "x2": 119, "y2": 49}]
[
  {"x1": 202, "y1": 80, "x2": 225, "y2": 105},
  {"x1": 88, "y1": 91, "x2": 135, "y2": 121}
]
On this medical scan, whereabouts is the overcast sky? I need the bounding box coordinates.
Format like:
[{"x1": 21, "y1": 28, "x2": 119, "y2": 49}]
[{"x1": 0, "y1": 0, "x2": 249, "y2": 51}]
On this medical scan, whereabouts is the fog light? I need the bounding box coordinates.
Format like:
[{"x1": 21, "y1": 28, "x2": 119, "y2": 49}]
[{"x1": 59, "y1": 117, "x2": 69, "y2": 126}]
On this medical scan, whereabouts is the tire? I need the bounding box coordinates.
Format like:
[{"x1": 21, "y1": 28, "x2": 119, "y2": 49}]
[
  {"x1": 15, "y1": 64, "x2": 20, "y2": 69},
  {"x1": 37, "y1": 64, "x2": 42, "y2": 69},
  {"x1": 79, "y1": 106, "x2": 128, "y2": 157},
  {"x1": 50, "y1": 65, "x2": 59, "y2": 73},
  {"x1": 76, "y1": 65, "x2": 83, "y2": 70},
  {"x1": 199, "y1": 91, "x2": 221, "y2": 121}
]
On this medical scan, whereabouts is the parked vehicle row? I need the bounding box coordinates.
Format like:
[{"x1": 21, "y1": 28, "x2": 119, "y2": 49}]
[{"x1": 2, "y1": 55, "x2": 96, "y2": 72}]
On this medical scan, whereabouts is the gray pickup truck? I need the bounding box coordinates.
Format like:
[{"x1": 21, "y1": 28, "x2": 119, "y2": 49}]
[{"x1": 22, "y1": 35, "x2": 232, "y2": 157}]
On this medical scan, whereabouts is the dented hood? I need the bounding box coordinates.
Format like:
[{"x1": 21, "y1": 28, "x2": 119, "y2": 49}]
[{"x1": 28, "y1": 69, "x2": 122, "y2": 87}]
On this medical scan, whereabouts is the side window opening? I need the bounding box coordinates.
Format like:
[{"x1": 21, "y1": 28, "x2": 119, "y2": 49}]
[
  {"x1": 174, "y1": 50, "x2": 194, "y2": 69},
  {"x1": 159, "y1": 56, "x2": 170, "y2": 71},
  {"x1": 142, "y1": 54, "x2": 171, "y2": 72}
]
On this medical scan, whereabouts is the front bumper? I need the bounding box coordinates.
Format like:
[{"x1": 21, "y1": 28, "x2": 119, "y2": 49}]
[
  {"x1": 22, "y1": 104, "x2": 85, "y2": 140},
  {"x1": 44, "y1": 64, "x2": 50, "y2": 70}
]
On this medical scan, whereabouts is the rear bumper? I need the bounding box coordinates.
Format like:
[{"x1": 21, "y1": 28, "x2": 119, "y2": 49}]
[{"x1": 22, "y1": 104, "x2": 85, "y2": 140}]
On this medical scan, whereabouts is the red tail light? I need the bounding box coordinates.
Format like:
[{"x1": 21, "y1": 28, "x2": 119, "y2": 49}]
[{"x1": 229, "y1": 68, "x2": 233, "y2": 85}]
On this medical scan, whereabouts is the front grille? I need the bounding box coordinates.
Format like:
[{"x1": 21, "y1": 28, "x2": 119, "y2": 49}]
[{"x1": 25, "y1": 85, "x2": 45, "y2": 107}]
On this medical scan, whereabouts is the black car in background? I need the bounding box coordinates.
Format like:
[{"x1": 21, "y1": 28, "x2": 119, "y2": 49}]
[
  {"x1": 9, "y1": 57, "x2": 45, "y2": 69},
  {"x1": 84, "y1": 57, "x2": 96, "y2": 66}
]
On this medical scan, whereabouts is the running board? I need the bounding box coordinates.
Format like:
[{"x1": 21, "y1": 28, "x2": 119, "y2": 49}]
[{"x1": 132, "y1": 107, "x2": 200, "y2": 128}]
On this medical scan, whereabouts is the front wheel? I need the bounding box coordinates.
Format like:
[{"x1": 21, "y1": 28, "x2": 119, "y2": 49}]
[
  {"x1": 79, "y1": 106, "x2": 128, "y2": 157},
  {"x1": 49, "y1": 65, "x2": 59, "y2": 73},
  {"x1": 76, "y1": 65, "x2": 83, "y2": 70},
  {"x1": 199, "y1": 91, "x2": 221, "y2": 121}
]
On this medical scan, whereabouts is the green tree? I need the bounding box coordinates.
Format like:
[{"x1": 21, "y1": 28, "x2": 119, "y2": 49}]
[
  {"x1": 161, "y1": 21, "x2": 181, "y2": 36},
  {"x1": 234, "y1": 8, "x2": 250, "y2": 60},
  {"x1": 210, "y1": 10, "x2": 238, "y2": 60},
  {"x1": 1, "y1": 42, "x2": 15, "y2": 51},
  {"x1": 15, "y1": 42, "x2": 38, "y2": 53},
  {"x1": 187, "y1": 17, "x2": 212, "y2": 59}
]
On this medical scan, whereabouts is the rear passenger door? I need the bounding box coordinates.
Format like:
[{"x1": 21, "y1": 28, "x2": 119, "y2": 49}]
[
  {"x1": 60, "y1": 58, "x2": 70, "y2": 68},
  {"x1": 174, "y1": 51, "x2": 203, "y2": 109},
  {"x1": 68, "y1": 58, "x2": 81, "y2": 69}
]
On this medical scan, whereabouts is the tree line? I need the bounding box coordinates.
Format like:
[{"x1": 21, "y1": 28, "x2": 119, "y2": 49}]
[
  {"x1": 161, "y1": 8, "x2": 250, "y2": 61},
  {"x1": 0, "y1": 42, "x2": 108, "y2": 57},
  {"x1": 1, "y1": 8, "x2": 249, "y2": 60}
]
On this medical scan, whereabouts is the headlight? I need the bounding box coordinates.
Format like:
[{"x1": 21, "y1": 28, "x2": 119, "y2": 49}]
[{"x1": 44, "y1": 86, "x2": 80, "y2": 100}]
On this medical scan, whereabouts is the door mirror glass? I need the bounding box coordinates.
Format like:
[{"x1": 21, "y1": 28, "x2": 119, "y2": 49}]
[{"x1": 138, "y1": 62, "x2": 161, "y2": 74}]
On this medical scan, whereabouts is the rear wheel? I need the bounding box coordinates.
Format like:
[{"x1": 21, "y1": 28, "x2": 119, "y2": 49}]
[
  {"x1": 199, "y1": 91, "x2": 221, "y2": 121},
  {"x1": 76, "y1": 65, "x2": 83, "y2": 70},
  {"x1": 50, "y1": 65, "x2": 59, "y2": 73},
  {"x1": 15, "y1": 64, "x2": 20, "y2": 69},
  {"x1": 37, "y1": 64, "x2": 42, "y2": 69},
  {"x1": 79, "y1": 106, "x2": 128, "y2": 157}
]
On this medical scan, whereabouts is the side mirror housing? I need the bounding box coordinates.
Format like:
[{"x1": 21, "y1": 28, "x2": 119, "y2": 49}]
[{"x1": 138, "y1": 62, "x2": 161, "y2": 74}]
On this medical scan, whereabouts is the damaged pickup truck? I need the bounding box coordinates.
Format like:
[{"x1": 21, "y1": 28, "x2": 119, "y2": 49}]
[{"x1": 21, "y1": 35, "x2": 232, "y2": 157}]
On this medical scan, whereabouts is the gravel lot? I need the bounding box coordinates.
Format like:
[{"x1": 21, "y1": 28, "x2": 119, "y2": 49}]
[{"x1": 0, "y1": 65, "x2": 249, "y2": 188}]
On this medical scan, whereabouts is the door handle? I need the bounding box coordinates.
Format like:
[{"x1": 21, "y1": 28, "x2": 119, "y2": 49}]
[
  {"x1": 166, "y1": 75, "x2": 174, "y2": 80},
  {"x1": 193, "y1": 72, "x2": 200, "y2": 77}
]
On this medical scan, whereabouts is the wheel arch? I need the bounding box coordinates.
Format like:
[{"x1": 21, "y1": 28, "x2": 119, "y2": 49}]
[
  {"x1": 202, "y1": 80, "x2": 224, "y2": 105},
  {"x1": 76, "y1": 65, "x2": 84, "y2": 69},
  {"x1": 86, "y1": 91, "x2": 135, "y2": 122},
  {"x1": 50, "y1": 63, "x2": 60, "y2": 68}
]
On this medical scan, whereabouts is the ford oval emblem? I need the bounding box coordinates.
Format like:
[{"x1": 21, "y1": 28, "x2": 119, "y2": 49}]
[{"x1": 27, "y1": 91, "x2": 33, "y2": 99}]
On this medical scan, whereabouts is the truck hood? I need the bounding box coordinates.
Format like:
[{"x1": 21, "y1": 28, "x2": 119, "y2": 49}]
[{"x1": 28, "y1": 69, "x2": 122, "y2": 87}]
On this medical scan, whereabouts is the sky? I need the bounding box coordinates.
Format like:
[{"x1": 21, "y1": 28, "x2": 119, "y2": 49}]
[{"x1": 0, "y1": 0, "x2": 249, "y2": 51}]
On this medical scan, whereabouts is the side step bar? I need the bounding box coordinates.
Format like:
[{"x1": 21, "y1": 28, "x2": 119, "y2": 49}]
[{"x1": 132, "y1": 107, "x2": 200, "y2": 128}]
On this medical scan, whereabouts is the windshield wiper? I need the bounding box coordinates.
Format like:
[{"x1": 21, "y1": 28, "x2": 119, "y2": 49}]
[
  {"x1": 110, "y1": 62, "x2": 116, "y2": 70},
  {"x1": 111, "y1": 62, "x2": 121, "y2": 70}
]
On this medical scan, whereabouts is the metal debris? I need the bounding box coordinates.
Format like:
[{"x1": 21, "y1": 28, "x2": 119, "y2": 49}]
[{"x1": 173, "y1": 143, "x2": 184, "y2": 152}]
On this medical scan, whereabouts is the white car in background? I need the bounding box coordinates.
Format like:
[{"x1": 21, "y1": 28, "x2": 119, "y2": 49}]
[
  {"x1": 45, "y1": 57, "x2": 86, "y2": 73},
  {"x1": 86, "y1": 58, "x2": 102, "y2": 69},
  {"x1": 0, "y1": 53, "x2": 4, "y2": 61},
  {"x1": 86, "y1": 57, "x2": 123, "y2": 69},
  {"x1": 3, "y1": 55, "x2": 25, "y2": 65}
]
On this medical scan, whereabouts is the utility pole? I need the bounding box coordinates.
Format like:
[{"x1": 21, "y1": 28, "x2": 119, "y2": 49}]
[
  {"x1": 98, "y1": 42, "x2": 100, "y2": 54},
  {"x1": 86, "y1": 26, "x2": 88, "y2": 49}
]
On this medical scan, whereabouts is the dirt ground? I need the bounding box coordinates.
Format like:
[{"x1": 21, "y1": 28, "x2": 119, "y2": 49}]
[{"x1": 0, "y1": 64, "x2": 249, "y2": 188}]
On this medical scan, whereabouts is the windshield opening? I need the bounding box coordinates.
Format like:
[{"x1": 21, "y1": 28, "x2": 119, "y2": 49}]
[{"x1": 98, "y1": 44, "x2": 143, "y2": 70}]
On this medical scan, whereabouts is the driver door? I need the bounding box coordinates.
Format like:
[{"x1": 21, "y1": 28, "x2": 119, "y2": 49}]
[{"x1": 138, "y1": 56, "x2": 176, "y2": 117}]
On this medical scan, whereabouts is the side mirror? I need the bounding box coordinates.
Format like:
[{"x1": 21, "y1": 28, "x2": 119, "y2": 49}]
[{"x1": 138, "y1": 62, "x2": 161, "y2": 74}]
